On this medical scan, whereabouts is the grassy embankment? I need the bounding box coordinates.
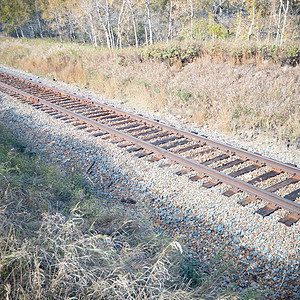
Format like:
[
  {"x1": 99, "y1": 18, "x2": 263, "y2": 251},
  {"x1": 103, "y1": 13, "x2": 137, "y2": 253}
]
[
  {"x1": 1, "y1": 122, "x2": 263, "y2": 299},
  {"x1": 0, "y1": 37, "x2": 299, "y2": 145}
]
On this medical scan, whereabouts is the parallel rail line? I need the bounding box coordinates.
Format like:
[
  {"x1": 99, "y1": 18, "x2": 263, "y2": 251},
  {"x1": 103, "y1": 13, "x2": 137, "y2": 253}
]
[{"x1": 0, "y1": 69, "x2": 299, "y2": 226}]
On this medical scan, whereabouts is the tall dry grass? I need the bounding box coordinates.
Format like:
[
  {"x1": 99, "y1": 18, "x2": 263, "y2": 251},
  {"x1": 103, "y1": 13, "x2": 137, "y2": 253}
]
[
  {"x1": 1, "y1": 123, "x2": 247, "y2": 299},
  {"x1": 0, "y1": 37, "x2": 299, "y2": 144}
]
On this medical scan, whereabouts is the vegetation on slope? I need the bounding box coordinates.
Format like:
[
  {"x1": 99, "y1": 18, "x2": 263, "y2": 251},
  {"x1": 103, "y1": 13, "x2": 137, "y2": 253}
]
[{"x1": 0, "y1": 37, "x2": 299, "y2": 145}]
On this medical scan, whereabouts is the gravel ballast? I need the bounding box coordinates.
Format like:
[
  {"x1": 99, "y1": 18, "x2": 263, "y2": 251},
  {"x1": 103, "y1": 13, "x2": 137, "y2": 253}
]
[{"x1": 0, "y1": 65, "x2": 299, "y2": 299}]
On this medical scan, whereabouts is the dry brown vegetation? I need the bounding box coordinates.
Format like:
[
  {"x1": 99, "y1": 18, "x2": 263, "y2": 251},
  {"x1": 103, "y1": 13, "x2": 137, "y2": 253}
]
[
  {"x1": 0, "y1": 37, "x2": 299, "y2": 145},
  {"x1": 2, "y1": 123, "x2": 240, "y2": 299}
]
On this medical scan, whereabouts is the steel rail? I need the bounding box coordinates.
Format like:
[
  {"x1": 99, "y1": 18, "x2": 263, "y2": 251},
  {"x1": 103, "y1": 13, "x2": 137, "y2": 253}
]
[
  {"x1": 0, "y1": 69, "x2": 298, "y2": 177},
  {"x1": 0, "y1": 80, "x2": 299, "y2": 217}
]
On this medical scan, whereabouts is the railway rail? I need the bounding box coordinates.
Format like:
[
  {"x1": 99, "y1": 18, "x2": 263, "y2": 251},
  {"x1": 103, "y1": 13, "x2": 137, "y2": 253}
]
[{"x1": 0, "y1": 69, "x2": 299, "y2": 226}]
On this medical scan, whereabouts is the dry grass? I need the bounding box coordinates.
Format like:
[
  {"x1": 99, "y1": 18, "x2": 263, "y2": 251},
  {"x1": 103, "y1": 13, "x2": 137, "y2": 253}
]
[
  {"x1": 1, "y1": 123, "x2": 249, "y2": 299},
  {"x1": 0, "y1": 37, "x2": 299, "y2": 144},
  {"x1": 0, "y1": 124, "x2": 178, "y2": 299},
  {"x1": 0, "y1": 207, "x2": 189, "y2": 299}
]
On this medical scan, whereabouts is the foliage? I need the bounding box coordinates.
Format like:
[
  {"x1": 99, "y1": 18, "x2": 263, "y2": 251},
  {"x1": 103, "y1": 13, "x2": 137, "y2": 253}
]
[
  {"x1": 139, "y1": 42, "x2": 202, "y2": 65},
  {"x1": 180, "y1": 258, "x2": 206, "y2": 287},
  {"x1": 138, "y1": 40, "x2": 300, "y2": 66},
  {"x1": 0, "y1": 0, "x2": 34, "y2": 34},
  {"x1": 207, "y1": 13, "x2": 228, "y2": 40},
  {"x1": 0, "y1": 0, "x2": 299, "y2": 47}
]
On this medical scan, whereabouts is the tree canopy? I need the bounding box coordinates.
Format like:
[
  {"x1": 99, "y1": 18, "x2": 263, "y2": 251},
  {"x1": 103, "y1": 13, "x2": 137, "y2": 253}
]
[{"x1": 0, "y1": 0, "x2": 299, "y2": 46}]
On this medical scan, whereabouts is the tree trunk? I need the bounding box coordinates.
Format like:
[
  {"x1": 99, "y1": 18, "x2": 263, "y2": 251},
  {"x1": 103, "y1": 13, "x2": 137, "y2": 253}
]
[
  {"x1": 19, "y1": 23, "x2": 25, "y2": 38},
  {"x1": 167, "y1": 0, "x2": 173, "y2": 42},
  {"x1": 127, "y1": 0, "x2": 138, "y2": 48},
  {"x1": 235, "y1": 11, "x2": 242, "y2": 39},
  {"x1": 34, "y1": 0, "x2": 43, "y2": 38},
  {"x1": 117, "y1": 0, "x2": 126, "y2": 48},
  {"x1": 30, "y1": 25, "x2": 35, "y2": 38},
  {"x1": 280, "y1": 0, "x2": 289, "y2": 45},
  {"x1": 74, "y1": 14, "x2": 85, "y2": 43},
  {"x1": 36, "y1": 16, "x2": 43, "y2": 38},
  {"x1": 267, "y1": 0, "x2": 277, "y2": 42},
  {"x1": 89, "y1": 12, "x2": 98, "y2": 47},
  {"x1": 110, "y1": 27, "x2": 115, "y2": 48},
  {"x1": 218, "y1": 0, "x2": 223, "y2": 25},
  {"x1": 248, "y1": 1, "x2": 255, "y2": 40},
  {"x1": 189, "y1": 0, "x2": 194, "y2": 39},
  {"x1": 95, "y1": 0, "x2": 111, "y2": 48},
  {"x1": 275, "y1": 1, "x2": 282, "y2": 44},
  {"x1": 105, "y1": 0, "x2": 115, "y2": 48},
  {"x1": 67, "y1": 9, "x2": 74, "y2": 40},
  {"x1": 144, "y1": 18, "x2": 148, "y2": 46},
  {"x1": 55, "y1": 15, "x2": 63, "y2": 42},
  {"x1": 145, "y1": 0, "x2": 153, "y2": 44}
]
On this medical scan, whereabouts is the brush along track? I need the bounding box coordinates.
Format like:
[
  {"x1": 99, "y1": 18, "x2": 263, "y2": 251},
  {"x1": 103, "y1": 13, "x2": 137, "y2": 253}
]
[{"x1": 0, "y1": 70, "x2": 299, "y2": 226}]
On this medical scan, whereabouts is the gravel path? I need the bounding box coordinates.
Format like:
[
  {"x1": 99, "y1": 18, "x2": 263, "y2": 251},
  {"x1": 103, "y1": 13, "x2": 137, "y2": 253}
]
[{"x1": 0, "y1": 65, "x2": 299, "y2": 299}]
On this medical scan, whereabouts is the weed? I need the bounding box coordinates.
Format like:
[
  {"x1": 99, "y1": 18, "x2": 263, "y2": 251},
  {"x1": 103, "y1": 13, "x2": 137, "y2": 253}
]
[
  {"x1": 180, "y1": 258, "x2": 206, "y2": 287},
  {"x1": 177, "y1": 90, "x2": 193, "y2": 103},
  {"x1": 232, "y1": 107, "x2": 257, "y2": 119}
]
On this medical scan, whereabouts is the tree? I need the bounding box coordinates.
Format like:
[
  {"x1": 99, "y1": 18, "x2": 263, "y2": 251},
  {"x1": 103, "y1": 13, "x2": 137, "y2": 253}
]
[
  {"x1": 126, "y1": 0, "x2": 139, "y2": 47},
  {"x1": 0, "y1": 0, "x2": 34, "y2": 36},
  {"x1": 145, "y1": 0, "x2": 153, "y2": 44}
]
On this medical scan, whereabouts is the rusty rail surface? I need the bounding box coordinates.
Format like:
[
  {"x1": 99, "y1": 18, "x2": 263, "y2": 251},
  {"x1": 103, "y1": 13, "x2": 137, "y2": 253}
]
[{"x1": 0, "y1": 70, "x2": 299, "y2": 225}]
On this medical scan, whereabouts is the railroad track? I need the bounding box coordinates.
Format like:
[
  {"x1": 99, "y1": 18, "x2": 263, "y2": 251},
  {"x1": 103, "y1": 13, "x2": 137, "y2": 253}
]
[{"x1": 0, "y1": 69, "x2": 299, "y2": 226}]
